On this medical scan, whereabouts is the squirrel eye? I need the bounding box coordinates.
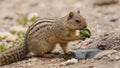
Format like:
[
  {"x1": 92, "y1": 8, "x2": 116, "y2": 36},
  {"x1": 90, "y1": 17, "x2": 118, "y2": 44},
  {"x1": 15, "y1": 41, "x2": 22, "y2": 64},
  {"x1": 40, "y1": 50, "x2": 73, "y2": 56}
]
[{"x1": 75, "y1": 20, "x2": 80, "y2": 23}]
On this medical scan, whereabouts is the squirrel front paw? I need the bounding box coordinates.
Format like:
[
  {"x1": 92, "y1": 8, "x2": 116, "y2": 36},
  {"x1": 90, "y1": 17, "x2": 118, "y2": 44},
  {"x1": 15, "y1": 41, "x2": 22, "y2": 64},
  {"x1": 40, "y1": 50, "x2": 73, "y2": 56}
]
[{"x1": 80, "y1": 35, "x2": 86, "y2": 40}]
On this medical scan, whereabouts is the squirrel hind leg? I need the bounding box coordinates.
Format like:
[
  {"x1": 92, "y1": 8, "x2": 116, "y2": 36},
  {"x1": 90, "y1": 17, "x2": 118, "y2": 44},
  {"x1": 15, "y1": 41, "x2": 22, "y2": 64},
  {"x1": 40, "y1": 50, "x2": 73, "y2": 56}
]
[
  {"x1": 40, "y1": 53, "x2": 55, "y2": 58},
  {"x1": 60, "y1": 43, "x2": 74, "y2": 55}
]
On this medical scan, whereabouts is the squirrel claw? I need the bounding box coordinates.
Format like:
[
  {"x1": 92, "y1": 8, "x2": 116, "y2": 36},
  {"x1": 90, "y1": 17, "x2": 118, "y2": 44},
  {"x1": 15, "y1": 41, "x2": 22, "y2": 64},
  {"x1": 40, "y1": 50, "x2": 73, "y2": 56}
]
[
  {"x1": 51, "y1": 51, "x2": 60, "y2": 55},
  {"x1": 80, "y1": 35, "x2": 86, "y2": 40},
  {"x1": 65, "y1": 51, "x2": 75, "y2": 56}
]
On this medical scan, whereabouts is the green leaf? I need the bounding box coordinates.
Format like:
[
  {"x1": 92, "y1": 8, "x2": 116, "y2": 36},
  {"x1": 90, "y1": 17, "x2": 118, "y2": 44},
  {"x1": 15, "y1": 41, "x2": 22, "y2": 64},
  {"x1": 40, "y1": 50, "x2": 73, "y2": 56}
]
[
  {"x1": 17, "y1": 31, "x2": 25, "y2": 38},
  {"x1": 0, "y1": 45, "x2": 8, "y2": 52},
  {"x1": 17, "y1": 15, "x2": 28, "y2": 26},
  {"x1": 0, "y1": 36, "x2": 3, "y2": 41},
  {"x1": 80, "y1": 28, "x2": 91, "y2": 38},
  {"x1": 30, "y1": 16, "x2": 39, "y2": 22}
]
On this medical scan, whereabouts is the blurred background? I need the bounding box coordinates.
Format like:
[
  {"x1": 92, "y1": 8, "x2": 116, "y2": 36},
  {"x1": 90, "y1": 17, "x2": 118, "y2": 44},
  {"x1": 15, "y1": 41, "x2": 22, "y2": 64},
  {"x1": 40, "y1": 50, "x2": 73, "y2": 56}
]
[{"x1": 0, "y1": 0, "x2": 119, "y2": 30}]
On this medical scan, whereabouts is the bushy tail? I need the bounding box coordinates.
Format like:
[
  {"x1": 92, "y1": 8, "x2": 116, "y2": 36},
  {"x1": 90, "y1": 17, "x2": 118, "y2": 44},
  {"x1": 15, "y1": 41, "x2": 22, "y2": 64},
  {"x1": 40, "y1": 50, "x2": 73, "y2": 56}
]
[{"x1": 0, "y1": 45, "x2": 28, "y2": 66}]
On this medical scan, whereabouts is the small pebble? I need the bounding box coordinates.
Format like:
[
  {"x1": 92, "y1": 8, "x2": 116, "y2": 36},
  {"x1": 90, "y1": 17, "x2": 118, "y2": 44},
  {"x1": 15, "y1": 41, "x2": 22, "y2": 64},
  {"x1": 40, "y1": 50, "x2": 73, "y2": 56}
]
[
  {"x1": 94, "y1": 50, "x2": 118, "y2": 59},
  {"x1": 0, "y1": 32, "x2": 18, "y2": 42},
  {"x1": 5, "y1": 34, "x2": 18, "y2": 42},
  {"x1": 28, "y1": 58, "x2": 38, "y2": 62},
  {"x1": 89, "y1": 66, "x2": 94, "y2": 68},
  {"x1": 81, "y1": 60, "x2": 86, "y2": 64},
  {"x1": 10, "y1": 26, "x2": 26, "y2": 33},
  {"x1": 27, "y1": 12, "x2": 39, "y2": 20},
  {"x1": 107, "y1": 54, "x2": 112, "y2": 57},
  {"x1": 110, "y1": 18, "x2": 118, "y2": 22},
  {"x1": 101, "y1": 56, "x2": 110, "y2": 61},
  {"x1": 60, "y1": 58, "x2": 78, "y2": 66},
  {"x1": 49, "y1": 64, "x2": 59, "y2": 68},
  {"x1": 74, "y1": 2, "x2": 82, "y2": 8},
  {"x1": 90, "y1": 59, "x2": 95, "y2": 63},
  {"x1": 113, "y1": 54, "x2": 120, "y2": 60},
  {"x1": 27, "y1": 63, "x2": 32, "y2": 66}
]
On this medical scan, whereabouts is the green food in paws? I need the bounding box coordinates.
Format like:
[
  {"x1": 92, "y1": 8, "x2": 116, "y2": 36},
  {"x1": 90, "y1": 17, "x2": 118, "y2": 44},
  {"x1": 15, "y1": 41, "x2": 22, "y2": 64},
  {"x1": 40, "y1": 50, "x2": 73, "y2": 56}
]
[{"x1": 80, "y1": 28, "x2": 91, "y2": 38}]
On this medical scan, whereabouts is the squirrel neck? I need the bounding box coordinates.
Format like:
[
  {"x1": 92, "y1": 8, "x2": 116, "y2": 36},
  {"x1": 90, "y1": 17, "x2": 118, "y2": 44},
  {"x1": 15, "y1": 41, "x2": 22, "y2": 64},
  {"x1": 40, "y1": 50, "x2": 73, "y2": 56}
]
[{"x1": 51, "y1": 16, "x2": 75, "y2": 33}]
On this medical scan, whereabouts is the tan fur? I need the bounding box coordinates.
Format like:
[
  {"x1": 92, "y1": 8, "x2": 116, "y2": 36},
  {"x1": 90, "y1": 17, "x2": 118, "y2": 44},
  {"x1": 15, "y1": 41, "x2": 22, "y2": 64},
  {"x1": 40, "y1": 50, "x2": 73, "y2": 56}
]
[{"x1": 0, "y1": 10, "x2": 87, "y2": 66}]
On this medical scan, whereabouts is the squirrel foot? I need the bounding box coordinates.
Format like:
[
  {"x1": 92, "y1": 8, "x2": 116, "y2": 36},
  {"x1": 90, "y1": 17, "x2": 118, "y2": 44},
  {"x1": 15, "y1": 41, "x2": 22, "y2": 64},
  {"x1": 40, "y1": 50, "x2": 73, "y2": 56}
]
[
  {"x1": 51, "y1": 51, "x2": 60, "y2": 55},
  {"x1": 41, "y1": 54, "x2": 55, "y2": 58},
  {"x1": 65, "y1": 51, "x2": 75, "y2": 56}
]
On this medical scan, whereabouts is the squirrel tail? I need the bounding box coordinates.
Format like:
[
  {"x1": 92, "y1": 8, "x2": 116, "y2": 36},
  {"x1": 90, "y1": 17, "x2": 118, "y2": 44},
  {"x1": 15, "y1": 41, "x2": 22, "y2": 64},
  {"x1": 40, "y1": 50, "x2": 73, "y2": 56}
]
[{"x1": 0, "y1": 45, "x2": 28, "y2": 66}]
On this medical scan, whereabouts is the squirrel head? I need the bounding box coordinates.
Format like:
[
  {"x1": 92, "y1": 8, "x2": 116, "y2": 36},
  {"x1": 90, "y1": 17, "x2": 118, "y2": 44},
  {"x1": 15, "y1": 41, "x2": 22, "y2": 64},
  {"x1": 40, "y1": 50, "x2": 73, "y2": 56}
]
[{"x1": 64, "y1": 10, "x2": 87, "y2": 30}]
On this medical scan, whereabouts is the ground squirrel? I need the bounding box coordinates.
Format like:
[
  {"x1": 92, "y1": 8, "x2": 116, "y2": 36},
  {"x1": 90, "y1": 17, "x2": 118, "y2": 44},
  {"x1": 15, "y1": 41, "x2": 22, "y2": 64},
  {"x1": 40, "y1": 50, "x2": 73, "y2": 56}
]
[{"x1": 0, "y1": 10, "x2": 87, "y2": 66}]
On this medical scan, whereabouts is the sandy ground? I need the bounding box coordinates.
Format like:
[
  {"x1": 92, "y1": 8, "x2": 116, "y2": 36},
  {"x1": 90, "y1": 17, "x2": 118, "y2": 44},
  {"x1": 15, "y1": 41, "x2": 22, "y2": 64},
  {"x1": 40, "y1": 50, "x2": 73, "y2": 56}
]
[{"x1": 0, "y1": 0, "x2": 120, "y2": 68}]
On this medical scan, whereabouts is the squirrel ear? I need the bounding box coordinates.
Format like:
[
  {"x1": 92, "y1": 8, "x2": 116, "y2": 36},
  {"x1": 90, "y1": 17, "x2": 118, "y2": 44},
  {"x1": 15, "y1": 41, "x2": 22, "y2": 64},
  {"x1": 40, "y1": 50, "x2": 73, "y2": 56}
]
[
  {"x1": 68, "y1": 12, "x2": 74, "y2": 19},
  {"x1": 77, "y1": 10, "x2": 80, "y2": 14}
]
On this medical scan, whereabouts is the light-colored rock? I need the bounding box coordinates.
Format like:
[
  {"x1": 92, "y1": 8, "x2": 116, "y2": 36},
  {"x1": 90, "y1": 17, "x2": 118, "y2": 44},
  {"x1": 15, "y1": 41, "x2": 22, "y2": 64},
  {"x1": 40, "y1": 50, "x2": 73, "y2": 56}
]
[
  {"x1": 0, "y1": 32, "x2": 18, "y2": 42},
  {"x1": 28, "y1": 58, "x2": 38, "y2": 62},
  {"x1": 90, "y1": 59, "x2": 95, "y2": 63},
  {"x1": 81, "y1": 60, "x2": 86, "y2": 64},
  {"x1": 94, "y1": 50, "x2": 118, "y2": 59},
  {"x1": 51, "y1": 58, "x2": 64, "y2": 62},
  {"x1": 27, "y1": 63, "x2": 32, "y2": 66},
  {"x1": 5, "y1": 34, "x2": 18, "y2": 42},
  {"x1": 49, "y1": 64, "x2": 59, "y2": 68},
  {"x1": 101, "y1": 56, "x2": 110, "y2": 61},
  {"x1": 10, "y1": 26, "x2": 27, "y2": 33},
  {"x1": 0, "y1": 32, "x2": 9, "y2": 38},
  {"x1": 107, "y1": 54, "x2": 112, "y2": 57},
  {"x1": 118, "y1": 52, "x2": 120, "y2": 55},
  {"x1": 60, "y1": 58, "x2": 78, "y2": 66},
  {"x1": 27, "y1": 12, "x2": 39, "y2": 20},
  {"x1": 74, "y1": 2, "x2": 82, "y2": 8},
  {"x1": 114, "y1": 55, "x2": 120, "y2": 60},
  {"x1": 20, "y1": 61, "x2": 28, "y2": 64},
  {"x1": 99, "y1": 52, "x2": 120, "y2": 61},
  {"x1": 110, "y1": 54, "x2": 120, "y2": 61}
]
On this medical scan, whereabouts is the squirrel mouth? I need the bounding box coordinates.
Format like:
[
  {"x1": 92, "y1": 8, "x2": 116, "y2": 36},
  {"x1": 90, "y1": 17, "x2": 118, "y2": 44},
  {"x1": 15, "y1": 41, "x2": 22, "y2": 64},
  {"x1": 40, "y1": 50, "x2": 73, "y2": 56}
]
[
  {"x1": 78, "y1": 26, "x2": 87, "y2": 30},
  {"x1": 79, "y1": 28, "x2": 86, "y2": 30}
]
